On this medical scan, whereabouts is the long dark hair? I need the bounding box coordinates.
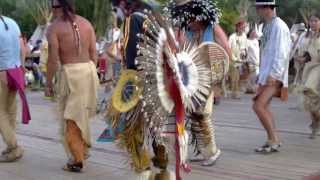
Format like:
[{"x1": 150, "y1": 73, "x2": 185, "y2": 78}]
[
  {"x1": 306, "y1": 11, "x2": 320, "y2": 38},
  {"x1": 54, "y1": 0, "x2": 75, "y2": 21},
  {"x1": 0, "y1": 15, "x2": 8, "y2": 31},
  {"x1": 247, "y1": 28, "x2": 255, "y2": 38}
]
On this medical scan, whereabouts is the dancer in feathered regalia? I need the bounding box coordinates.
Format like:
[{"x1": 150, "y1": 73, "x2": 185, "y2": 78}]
[
  {"x1": 168, "y1": 0, "x2": 231, "y2": 166},
  {"x1": 107, "y1": 0, "x2": 229, "y2": 179}
]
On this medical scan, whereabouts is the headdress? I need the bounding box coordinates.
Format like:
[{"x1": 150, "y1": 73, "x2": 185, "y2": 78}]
[{"x1": 168, "y1": 0, "x2": 221, "y2": 28}]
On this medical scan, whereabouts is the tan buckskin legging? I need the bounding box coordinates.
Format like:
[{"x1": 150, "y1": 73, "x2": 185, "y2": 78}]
[
  {"x1": 0, "y1": 74, "x2": 18, "y2": 150},
  {"x1": 229, "y1": 65, "x2": 241, "y2": 96}
]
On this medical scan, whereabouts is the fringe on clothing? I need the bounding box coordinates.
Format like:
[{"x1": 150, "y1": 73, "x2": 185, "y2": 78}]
[
  {"x1": 302, "y1": 62, "x2": 320, "y2": 113},
  {"x1": 57, "y1": 61, "x2": 99, "y2": 159}
]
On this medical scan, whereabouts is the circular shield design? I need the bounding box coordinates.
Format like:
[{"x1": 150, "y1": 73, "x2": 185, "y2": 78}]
[{"x1": 112, "y1": 70, "x2": 143, "y2": 112}]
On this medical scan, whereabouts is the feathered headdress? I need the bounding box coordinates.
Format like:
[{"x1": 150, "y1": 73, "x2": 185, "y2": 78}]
[{"x1": 167, "y1": 0, "x2": 221, "y2": 28}]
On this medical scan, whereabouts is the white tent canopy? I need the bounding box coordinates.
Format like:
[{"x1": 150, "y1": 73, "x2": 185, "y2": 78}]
[{"x1": 28, "y1": 24, "x2": 49, "y2": 47}]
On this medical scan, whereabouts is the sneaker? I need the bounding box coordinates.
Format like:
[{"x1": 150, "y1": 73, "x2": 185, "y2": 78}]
[
  {"x1": 136, "y1": 169, "x2": 153, "y2": 180},
  {"x1": 189, "y1": 154, "x2": 205, "y2": 162},
  {"x1": 255, "y1": 142, "x2": 281, "y2": 154},
  {"x1": 0, "y1": 146, "x2": 23, "y2": 162},
  {"x1": 62, "y1": 162, "x2": 83, "y2": 173},
  {"x1": 201, "y1": 149, "x2": 221, "y2": 166},
  {"x1": 1, "y1": 148, "x2": 12, "y2": 156}
]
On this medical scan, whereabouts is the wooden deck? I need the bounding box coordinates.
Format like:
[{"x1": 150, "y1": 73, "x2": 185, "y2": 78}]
[{"x1": 0, "y1": 89, "x2": 319, "y2": 180}]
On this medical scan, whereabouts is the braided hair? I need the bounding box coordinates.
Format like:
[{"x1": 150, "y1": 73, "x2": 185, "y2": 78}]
[
  {"x1": 0, "y1": 15, "x2": 8, "y2": 31},
  {"x1": 55, "y1": 0, "x2": 81, "y2": 53}
]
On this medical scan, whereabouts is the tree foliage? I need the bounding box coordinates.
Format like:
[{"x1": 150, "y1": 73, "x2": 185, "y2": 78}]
[
  {"x1": 0, "y1": 0, "x2": 36, "y2": 37},
  {"x1": 0, "y1": 0, "x2": 111, "y2": 38},
  {"x1": 75, "y1": 0, "x2": 112, "y2": 38},
  {"x1": 1, "y1": 0, "x2": 320, "y2": 38}
]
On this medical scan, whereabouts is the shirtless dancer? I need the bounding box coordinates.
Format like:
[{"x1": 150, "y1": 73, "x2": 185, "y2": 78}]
[{"x1": 45, "y1": 0, "x2": 99, "y2": 172}]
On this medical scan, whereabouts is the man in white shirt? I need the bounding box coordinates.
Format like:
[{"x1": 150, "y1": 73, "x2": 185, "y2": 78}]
[
  {"x1": 253, "y1": 0, "x2": 291, "y2": 154},
  {"x1": 229, "y1": 19, "x2": 248, "y2": 99}
]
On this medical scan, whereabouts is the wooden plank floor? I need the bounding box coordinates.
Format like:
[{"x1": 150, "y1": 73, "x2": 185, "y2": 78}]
[{"x1": 0, "y1": 89, "x2": 319, "y2": 180}]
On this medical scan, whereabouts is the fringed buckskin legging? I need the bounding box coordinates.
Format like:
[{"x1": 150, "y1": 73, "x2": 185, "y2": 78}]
[
  {"x1": 65, "y1": 120, "x2": 86, "y2": 163},
  {"x1": 190, "y1": 92, "x2": 218, "y2": 159}
]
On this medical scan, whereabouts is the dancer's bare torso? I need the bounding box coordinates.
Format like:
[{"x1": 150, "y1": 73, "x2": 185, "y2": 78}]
[{"x1": 48, "y1": 15, "x2": 97, "y2": 65}]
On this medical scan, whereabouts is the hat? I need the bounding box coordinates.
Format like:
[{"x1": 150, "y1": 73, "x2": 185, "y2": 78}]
[
  {"x1": 168, "y1": 0, "x2": 221, "y2": 28},
  {"x1": 255, "y1": 0, "x2": 278, "y2": 6}
]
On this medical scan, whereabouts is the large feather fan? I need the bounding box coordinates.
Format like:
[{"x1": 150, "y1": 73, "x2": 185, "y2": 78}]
[{"x1": 135, "y1": 11, "x2": 212, "y2": 133}]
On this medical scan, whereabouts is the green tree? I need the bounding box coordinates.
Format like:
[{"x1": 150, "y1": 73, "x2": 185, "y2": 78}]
[
  {"x1": 0, "y1": 0, "x2": 112, "y2": 39},
  {"x1": 75, "y1": 0, "x2": 112, "y2": 38},
  {"x1": 0, "y1": 0, "x2": 37, "y2": 37},
  {"x1": 2, "y1": 0, "x2": 318, "y2": 39},
  {"x1": 21, "y1": 0, "x2": 51, "y2": 25},
  {"x1": 216, "y1": 0, "x2": 241, "y2": 34}
]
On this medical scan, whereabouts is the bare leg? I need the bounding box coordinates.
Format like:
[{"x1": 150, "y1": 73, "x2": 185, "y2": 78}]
[
  {"x1": 265, "y1": 98, "x2": 278, "y2": 138},
  {"x1": 253, "y1": 85, "x2": 280, "y2": 143}
]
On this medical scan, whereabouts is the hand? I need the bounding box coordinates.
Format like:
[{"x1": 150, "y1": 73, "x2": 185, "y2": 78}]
[
  {"x1": 21, "y1": 67, "x2": 27, "y2": 74},
  {"x1": 266, "y1": 76, "x2": 278, "y2": 86},
  {"x1": 0, "y1": 71, "x2": 7, "y2": 85},
  {"x1": 45, "y1": 85, "x2": 54, "y2": 97}
]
